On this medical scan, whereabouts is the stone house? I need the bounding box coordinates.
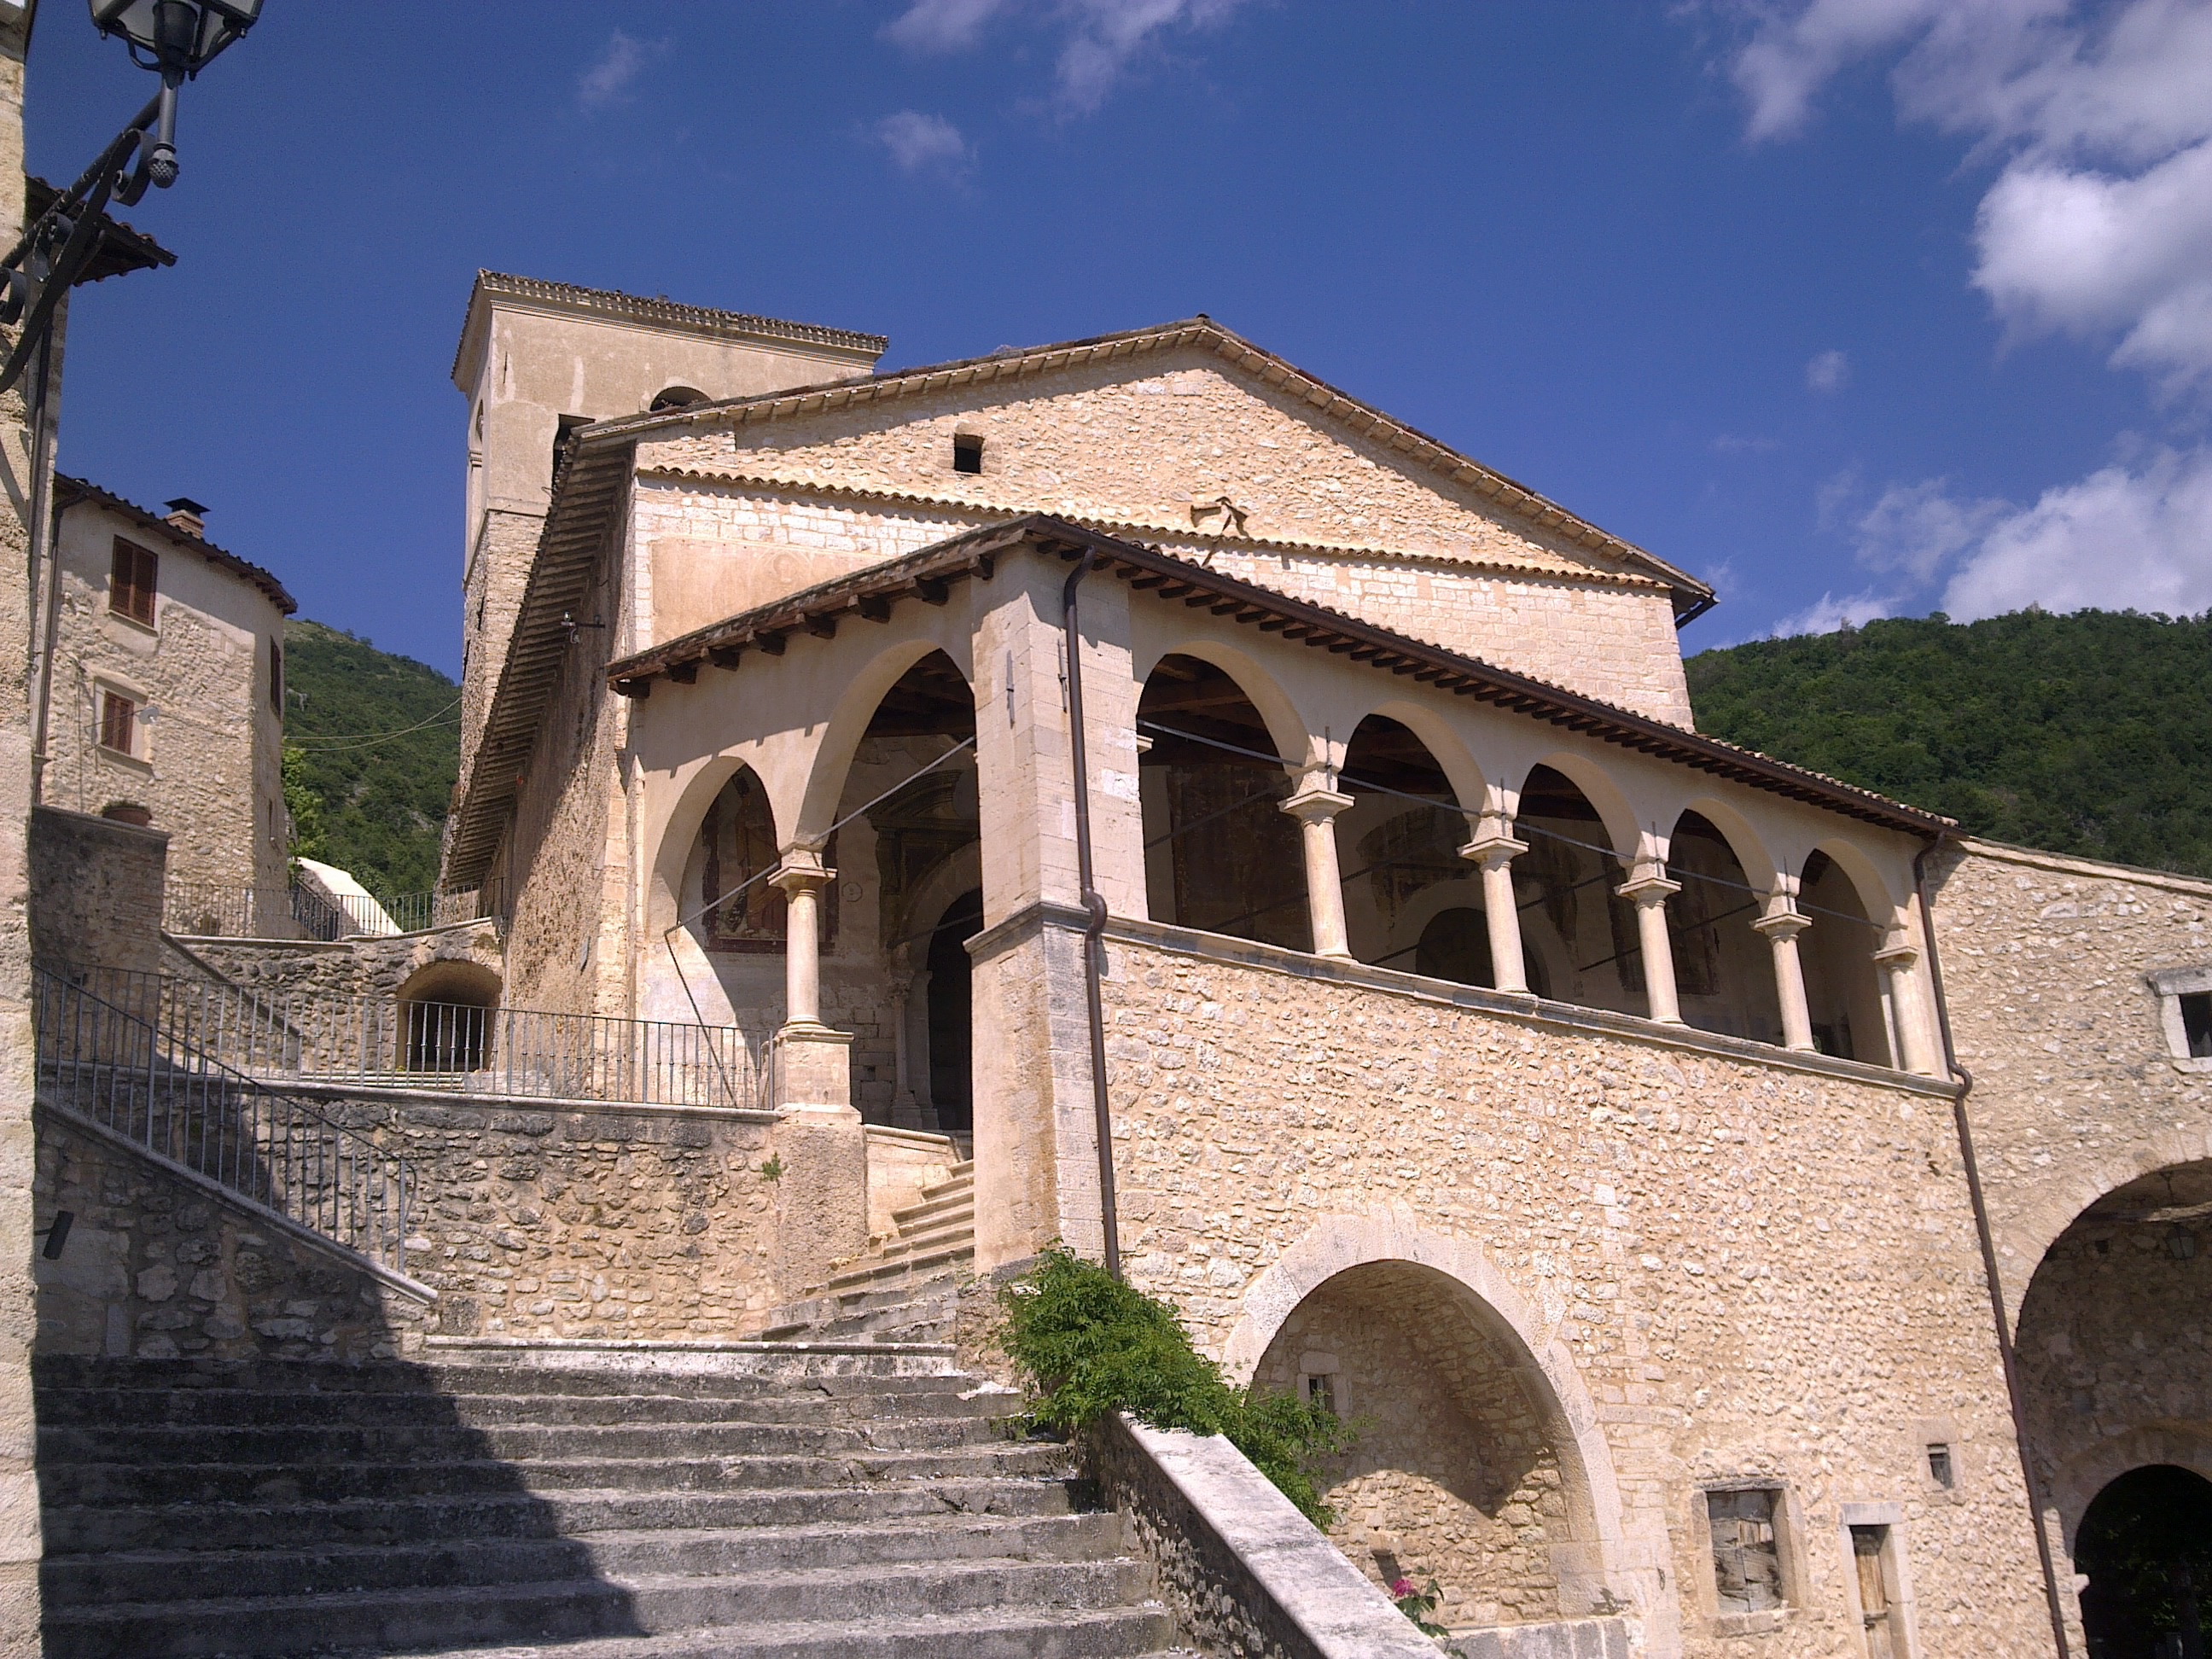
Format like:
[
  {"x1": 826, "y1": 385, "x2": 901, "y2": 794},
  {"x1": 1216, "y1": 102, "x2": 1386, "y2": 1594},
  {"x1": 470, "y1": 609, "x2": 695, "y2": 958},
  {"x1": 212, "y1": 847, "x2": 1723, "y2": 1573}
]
[{"x1": 40, "y1": 477, "x2": 294, "y2": 915}]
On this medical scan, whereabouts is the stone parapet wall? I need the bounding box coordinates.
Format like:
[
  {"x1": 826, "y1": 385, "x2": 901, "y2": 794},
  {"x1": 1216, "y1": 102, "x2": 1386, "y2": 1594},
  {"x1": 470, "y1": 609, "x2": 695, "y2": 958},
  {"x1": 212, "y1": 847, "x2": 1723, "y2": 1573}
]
[
  {"x1": 1083, "y1": 920, "x2": 2048, "y2": 1656},
  {"x1": 176, "y1": 923, "x2": 505, "y2": 1004},
  {"x1": 32, "y1": 1106, "x2": 431, "y2": 1364}
]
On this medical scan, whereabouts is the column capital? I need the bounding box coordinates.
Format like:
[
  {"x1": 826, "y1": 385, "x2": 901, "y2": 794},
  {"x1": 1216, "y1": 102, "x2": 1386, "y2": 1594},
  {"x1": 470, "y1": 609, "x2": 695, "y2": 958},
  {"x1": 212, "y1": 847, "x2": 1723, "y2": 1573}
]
[
  {"x1": 1458, "y1": 823, "x2": 1528, "y2": 870},
  {"x1": 1615, "y1": 870, "x2": 1679, "y2": 905},
  {"x1": 769, "y1": 851, "x2": 836, "y2": 896},
  {"x1": 1279, "y1": 783, "x2": 1354, "y2": 824},
  {"x1": 1751, "y1": 908, "x2": 1811, "y2": 942},
  {"x1": 1871, "y1": 929, "x2": 1920, "y2": 969}
]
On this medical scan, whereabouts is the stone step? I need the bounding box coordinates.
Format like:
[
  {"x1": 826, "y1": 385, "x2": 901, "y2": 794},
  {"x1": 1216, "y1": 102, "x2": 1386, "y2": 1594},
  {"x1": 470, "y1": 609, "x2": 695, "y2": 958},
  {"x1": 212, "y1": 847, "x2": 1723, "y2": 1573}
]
[
  {"x1": 914, "y1": 1165, "x2": 974, "y2": 1202},
  {"x1": 46, "y1": 1511, "x2": 1125, "y2": 1605},
  {"x1": 44, "y1": 1477, "x2": 1087, "y2": 1555},
  {"x1": 43, "y1": 1412, "x2": 1007, "y2": 1465},
  {"x1": 34, "y1": 1356, "x2": 975, "y2": 1400},
  {"x1": 754, "y1": 1291, "x2": 967, "y2": 1345},
  {"x1": 882, "y1": 1214, "x2": 977, "y2": 1258},
  {"x1": 35, "y1": 1383, "x2": 1005, "y2": 1429},
  {"x1": 887, "y1": 1187, "x2": 976, "y2": 1232},
  {"x1": 421, "y1": 1339, "x2": 963, "y2": 1381},
  {"x1": 352, "y1": 1605, "x2": 1182, "y2": 1659},
  {"x1": 51, "y1": 1441, "x2": 1077, "y2": 1508},
  {"x1": 45, "y1": 1557, "x2": 1159, "y2": 1659},
  {"x1": 820, "y1": 1241, "x2": 975, "y2": 1295}
]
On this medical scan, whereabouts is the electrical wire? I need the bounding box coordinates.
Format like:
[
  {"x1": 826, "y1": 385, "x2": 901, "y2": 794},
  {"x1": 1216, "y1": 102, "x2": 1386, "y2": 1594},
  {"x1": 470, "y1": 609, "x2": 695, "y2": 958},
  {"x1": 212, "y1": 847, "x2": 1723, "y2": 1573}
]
[{"x1": 287, "y1": 695, "x2": 463, "y2": 751}]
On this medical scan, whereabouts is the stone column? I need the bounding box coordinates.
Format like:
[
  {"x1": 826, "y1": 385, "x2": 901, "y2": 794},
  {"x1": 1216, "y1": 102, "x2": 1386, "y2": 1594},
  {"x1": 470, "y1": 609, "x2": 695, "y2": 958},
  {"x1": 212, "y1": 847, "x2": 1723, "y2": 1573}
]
[
  {"x1": 1616, "y1": 864, "x2": 1684, "y2": 1025},
  {"x1": 1874, "y1": 931, "x2": 1941, "y2": 1076},
  {"x1": 1752, "y1": 899, "x2": 1816, "y2": 1052},
  {"x1": 1458, "y1": 817, "x2": 1530, "y2": 994},
  {"x1": 771, "y1": 851, "x2": 833, "y2": 1030},
  {"x1": 1280, "y1": 777, "x2": 1356, "y2": 962}
]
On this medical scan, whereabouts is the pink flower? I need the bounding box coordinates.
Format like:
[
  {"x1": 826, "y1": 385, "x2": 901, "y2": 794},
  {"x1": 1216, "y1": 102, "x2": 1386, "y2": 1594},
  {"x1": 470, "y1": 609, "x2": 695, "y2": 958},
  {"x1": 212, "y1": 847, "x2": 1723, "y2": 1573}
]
[{"x1": 1391, "y1": 1577, "x2": 1417, "y2": 1598}]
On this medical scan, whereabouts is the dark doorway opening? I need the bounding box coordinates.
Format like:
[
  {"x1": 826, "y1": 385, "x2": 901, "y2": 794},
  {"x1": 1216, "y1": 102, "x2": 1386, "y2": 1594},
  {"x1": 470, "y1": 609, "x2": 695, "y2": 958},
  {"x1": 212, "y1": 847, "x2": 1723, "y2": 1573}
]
[
  {"x1": 2078, "y1": 1464, "x2": 2212, "y2": 1659},
  {"x1": 926, "y1": 888, "x2": 983, "y2": 1132}
]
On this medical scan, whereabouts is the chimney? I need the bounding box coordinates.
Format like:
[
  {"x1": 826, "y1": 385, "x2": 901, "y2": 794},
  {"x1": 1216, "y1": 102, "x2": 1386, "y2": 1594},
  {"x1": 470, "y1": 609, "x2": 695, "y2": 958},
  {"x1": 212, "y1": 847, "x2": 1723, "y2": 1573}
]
[{"x1": 163, "y1": 497, "x2": 208, "y2": 538}]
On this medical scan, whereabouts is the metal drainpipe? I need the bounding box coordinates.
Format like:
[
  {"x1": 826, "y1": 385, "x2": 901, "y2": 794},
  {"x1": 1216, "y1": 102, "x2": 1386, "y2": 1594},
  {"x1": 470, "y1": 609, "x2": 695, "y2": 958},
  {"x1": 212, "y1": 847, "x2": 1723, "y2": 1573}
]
[
  {"x1": 1915, "y1": 839, "x2": 2073, "y2": 1659},
  {"x1": 1061, "y1": 550, "x2": 1121, "y2": 1279}
]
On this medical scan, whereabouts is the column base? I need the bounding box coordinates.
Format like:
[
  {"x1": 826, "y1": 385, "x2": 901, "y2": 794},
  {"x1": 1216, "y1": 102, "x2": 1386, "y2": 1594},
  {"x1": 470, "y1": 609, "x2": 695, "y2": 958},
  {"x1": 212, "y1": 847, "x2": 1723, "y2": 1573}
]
[{"x1": 771, "y1": 1022, "x2": 856, "y2": 1119}]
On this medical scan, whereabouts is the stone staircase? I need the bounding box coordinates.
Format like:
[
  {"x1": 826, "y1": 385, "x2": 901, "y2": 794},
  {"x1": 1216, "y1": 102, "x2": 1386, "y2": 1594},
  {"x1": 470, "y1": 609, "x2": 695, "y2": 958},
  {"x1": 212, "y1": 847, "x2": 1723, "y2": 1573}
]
[
  {"x1": 755, "y1": 1160, "x2": 979, "y2": 1348},
  {"x1": 33, "y1": 1347, "x2": 1192, "y2": 1658}
]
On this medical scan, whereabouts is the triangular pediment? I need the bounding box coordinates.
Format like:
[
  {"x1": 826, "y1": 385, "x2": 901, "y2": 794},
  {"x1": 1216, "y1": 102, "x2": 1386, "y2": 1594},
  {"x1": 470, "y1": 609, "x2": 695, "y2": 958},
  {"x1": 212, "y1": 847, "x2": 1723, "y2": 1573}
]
[{"x1": 623, "y1": 320, "x2": 1708, "y2": 610}]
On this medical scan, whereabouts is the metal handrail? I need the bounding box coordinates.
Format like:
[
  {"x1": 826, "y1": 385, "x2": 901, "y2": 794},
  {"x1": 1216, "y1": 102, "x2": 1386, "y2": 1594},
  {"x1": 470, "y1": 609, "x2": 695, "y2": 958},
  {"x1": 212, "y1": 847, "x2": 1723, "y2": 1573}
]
[
  {"x1": 32, "y1": 966, "x2": 414, "y2": 1276},
  {"x1": 161, "y1": 881, "x2": 499, "y2": 941},
  {"x1": 50, "y1": 963, "x2": 760, "y2": 1111}
]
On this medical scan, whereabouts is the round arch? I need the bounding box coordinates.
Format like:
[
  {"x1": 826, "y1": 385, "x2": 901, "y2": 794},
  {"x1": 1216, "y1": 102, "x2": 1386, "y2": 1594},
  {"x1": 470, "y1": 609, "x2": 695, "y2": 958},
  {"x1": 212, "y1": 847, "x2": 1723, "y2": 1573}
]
[
  {"x1": 1671, "y1": 796, "x2": 1779, "y2": 898},
  {"x1": 794, "y1": 642, "x2": 975, "y2": 845},
  {"x1": 1221, "y1": 1214, "x2": 1631, "y2": 1569},
  {"x1": 2049, "y1": 1429, "x2": 2212, "y2": 1556},
  {"x1": 1348, "y1": 697, "x2": 1487, "y2": 815},
  {"x1": 1801, "y1": 835, "x2": 1906, "y2": 929},
  {"x1": 2000, "y1": 1131, "x2": 2212, "y2": 1325},
  {"x1": 1513, "y1": 750, "x2": 1642, "y2": 864},
  {"x1": 1135, "y1": 638, "x2": 1314, "y2": 776},
  {"x1": 649, "y1": 755, "x2": 789, "y2": 939}
]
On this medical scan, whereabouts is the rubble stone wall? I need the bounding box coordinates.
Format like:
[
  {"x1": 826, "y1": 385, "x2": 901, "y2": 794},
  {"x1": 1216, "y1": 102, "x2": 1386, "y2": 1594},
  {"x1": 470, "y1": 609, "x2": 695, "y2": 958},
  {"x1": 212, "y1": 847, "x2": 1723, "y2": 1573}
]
[{"x1": 1092, "y1": 919, "x2": 2049, "y2": 1658}]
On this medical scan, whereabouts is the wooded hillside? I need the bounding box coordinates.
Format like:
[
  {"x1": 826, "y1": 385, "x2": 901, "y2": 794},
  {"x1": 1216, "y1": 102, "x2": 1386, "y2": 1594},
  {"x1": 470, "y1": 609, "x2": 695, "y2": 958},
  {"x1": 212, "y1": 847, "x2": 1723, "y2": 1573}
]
[
  {"x1": 1686, "y1": 610, "x2": 2212, "y2": 879},
  {"x1": 281, "y1": 620, "x2": 458, "y2": 896}
]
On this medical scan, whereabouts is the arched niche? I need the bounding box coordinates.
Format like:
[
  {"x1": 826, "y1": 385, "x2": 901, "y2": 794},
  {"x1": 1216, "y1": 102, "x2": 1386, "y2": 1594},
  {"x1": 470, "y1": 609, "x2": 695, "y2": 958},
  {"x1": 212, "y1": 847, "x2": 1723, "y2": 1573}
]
[
  {"x1": 1665, "y1": 809, "x2": 1784, "y2": 1045},
  {"x1": 1138, "y1": 653, "x2": 1310, "y2": 952},
  {"x1": 1223, "y1": 1215, "x2": 1634, "y2": 1624}
]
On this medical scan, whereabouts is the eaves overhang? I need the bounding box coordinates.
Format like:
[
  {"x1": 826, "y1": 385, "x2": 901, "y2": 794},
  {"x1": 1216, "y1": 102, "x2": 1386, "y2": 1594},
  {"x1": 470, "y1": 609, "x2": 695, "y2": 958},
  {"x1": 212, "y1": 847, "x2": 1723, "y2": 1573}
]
[
  {"x1": 602, "y1": 515, "x2": 1951, "y2": 839},
  {"x1": 55, "y1": 476, "x2": 295, "y2": 613},
  {"x1": 584, "y1": 316, "x2": 1718, "y2": 625}
]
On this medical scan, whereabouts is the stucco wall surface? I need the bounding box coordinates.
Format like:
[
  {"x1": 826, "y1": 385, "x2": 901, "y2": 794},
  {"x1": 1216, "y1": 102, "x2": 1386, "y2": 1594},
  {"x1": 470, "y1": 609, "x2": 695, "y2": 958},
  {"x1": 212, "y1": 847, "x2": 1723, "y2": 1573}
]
[{"x1": 1093, "y1": 926, "x2": 2047, "y2": 1657}]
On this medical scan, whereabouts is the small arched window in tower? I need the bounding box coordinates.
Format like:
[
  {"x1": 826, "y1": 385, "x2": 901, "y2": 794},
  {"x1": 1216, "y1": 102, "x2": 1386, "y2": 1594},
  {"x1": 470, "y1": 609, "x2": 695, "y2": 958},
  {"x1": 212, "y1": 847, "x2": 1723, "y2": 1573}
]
[
  {"x1": 649, "y1": 386, "x2": 707, "y2": 412},
  {"x1": 952, "y1": 432, "x2": 984, "y2": 474}
]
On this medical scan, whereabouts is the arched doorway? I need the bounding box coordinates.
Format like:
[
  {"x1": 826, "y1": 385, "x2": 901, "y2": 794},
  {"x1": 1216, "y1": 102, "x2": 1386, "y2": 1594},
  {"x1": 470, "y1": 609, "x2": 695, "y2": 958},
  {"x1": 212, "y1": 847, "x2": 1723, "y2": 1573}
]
[
  {"x1": 394, "y1": 960, "x2": 503, "y2": 1074},
  {"x1": 2076, "y1": 1466, "x2": 2212, "y2": 1658},
  {"x1": 1250, "y1": 1258, "x2": 1592, "y2": 1628},
  {"x1": 1138, "y1": 654, "x2": 1308, "y2": 951}
]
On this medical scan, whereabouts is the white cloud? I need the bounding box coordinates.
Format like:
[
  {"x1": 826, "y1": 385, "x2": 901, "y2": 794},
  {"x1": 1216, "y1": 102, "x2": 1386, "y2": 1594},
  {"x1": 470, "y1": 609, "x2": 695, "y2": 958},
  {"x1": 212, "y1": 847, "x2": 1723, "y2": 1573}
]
[
  {"x1": 579, "y1": 30, "x2": 661, "y2": 110},
  {"x1": 884, "y1": 0, "x2": 1251, "y2": 113},
  {"x1": 1939, "y1": 445, "x2": 2212, "y2": 617},
  {"x1": 1723, "y1": 0, "x2": 2212, "y2": 390},
  {"x1": 886, "y1": 0, "x2": 1013, "y2": 52},
  {"x1": 1852, "y1": 476, "x2": 2011, "y2": 579},
  {"x1": 876, "y1": 110, "x2": 974, "y2": 176},
  {"x1": 1768, "y1": 588, "x2": 1899, "y2": 637},
  {"x1": 1805, "y1": 347, "x2": 1851, "y2": 393}
]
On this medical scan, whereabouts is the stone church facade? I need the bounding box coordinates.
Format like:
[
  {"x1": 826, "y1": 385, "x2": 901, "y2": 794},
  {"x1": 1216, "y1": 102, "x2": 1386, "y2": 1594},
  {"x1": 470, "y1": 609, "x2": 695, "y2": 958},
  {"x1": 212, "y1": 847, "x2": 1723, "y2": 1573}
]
[{"x1": 413, "y1": 273, "x2": 2212, "y2": 1658}]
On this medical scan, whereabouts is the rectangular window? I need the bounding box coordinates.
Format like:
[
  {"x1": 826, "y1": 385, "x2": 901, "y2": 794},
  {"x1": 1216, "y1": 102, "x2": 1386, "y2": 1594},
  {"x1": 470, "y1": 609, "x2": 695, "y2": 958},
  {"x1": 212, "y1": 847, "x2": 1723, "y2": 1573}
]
[
  {"x1": 1926, "y1": 1444, "x2": 1953, "y2": 1488},
  {"x1": 98, "y1": 690, "x2": 137, "y2": 756},
  {"x1": 109, "y1": 538, "x2": 157, "y2": 626},
  {"x1": 2185, "y1": 991, "x2": 2212, "y2": 1059},
  {"x1": 269, "y1": 637, "x2": 284, "y2": 714},
  {"x1": 1708, "y1": 1487, "x2": 1786, "y2": 1613},
  {"x1": 952, "y1": 433, "x2": 984, "y2": 474}
]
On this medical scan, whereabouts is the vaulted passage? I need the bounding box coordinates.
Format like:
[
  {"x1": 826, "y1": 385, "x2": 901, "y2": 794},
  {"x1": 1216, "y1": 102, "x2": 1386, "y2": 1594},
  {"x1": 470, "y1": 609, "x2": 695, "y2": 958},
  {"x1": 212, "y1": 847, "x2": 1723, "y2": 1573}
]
[
  {"x1": 2075, "y1": 1465, "x2": 2212, "y2": 1659},
  {"x1": 1138, "y1": 655, "x2": 1308, "y2": 952}
]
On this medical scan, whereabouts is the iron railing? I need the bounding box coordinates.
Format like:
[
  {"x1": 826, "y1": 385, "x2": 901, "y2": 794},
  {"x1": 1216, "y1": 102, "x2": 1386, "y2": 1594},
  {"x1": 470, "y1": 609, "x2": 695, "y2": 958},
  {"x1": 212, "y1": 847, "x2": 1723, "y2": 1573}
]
[
  {"x1": 162, "y1": 881, "x2": 498, "y2": 941},
  {"x1": 51, "y1": 963, "x2": 760, "y2": 1111},
  {"x1": 32, "y1": 966, "x2": 414, "y2": 1276}
]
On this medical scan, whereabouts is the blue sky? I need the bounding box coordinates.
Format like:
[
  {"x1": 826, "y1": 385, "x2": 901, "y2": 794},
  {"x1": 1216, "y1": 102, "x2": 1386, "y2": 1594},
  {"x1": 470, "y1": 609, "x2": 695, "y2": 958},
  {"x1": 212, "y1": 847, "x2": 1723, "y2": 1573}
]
[{"x1": 26, "y1": 1, "x2": 2212, "y2": 677}]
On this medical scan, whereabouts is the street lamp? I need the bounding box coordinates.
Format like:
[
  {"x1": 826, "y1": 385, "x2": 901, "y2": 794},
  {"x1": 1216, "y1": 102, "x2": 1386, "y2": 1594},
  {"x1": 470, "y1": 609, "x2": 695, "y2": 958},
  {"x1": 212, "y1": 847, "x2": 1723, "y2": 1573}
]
[
  {"x1": 90, "y1": 0, "x2": 264, "y2": 191},
  {"x1": 0, "y1": 0, "x2": 263, "y2": 395}
]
